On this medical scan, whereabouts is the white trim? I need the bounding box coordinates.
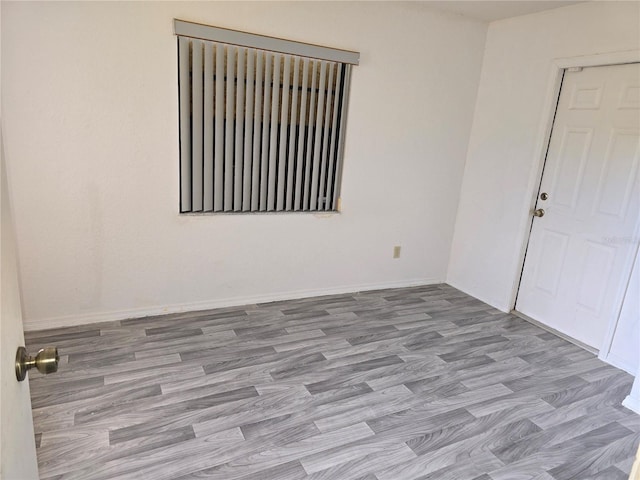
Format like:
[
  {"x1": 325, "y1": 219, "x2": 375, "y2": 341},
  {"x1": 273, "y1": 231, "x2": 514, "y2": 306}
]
[
  {"x1": 513, "y1": 312, "x2": 639, "y2": 376},
  {"x1": 599, "y1": 219, "x2": 640, "y2": 366},
  {"x1": 553, "y1": 50, "x2": 640, "y2": 69},
  {"x1": 174, "y1": 19, "x2": 360, "y2": 65},
  {"x1": 622, "y1": 394, "x2": 640, "y2": 415},
  {"x1": 511, "y1": 49, "x2": 640, "y2": 372},
  {"x1": 604, "y1": 352, "x2": 638, "y2": 377},
  {"x1": 512, "y1": 310, "x2": 598, "y2": 355},
  {"x1": 23, "y1": 277, "x2": 440, "y2": 331}
]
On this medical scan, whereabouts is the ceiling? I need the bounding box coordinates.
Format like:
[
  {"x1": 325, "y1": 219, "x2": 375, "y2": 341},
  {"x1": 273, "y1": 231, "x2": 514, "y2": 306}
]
[{"x1": 422, "y1": 1, "x2": 587, "y2": 22}]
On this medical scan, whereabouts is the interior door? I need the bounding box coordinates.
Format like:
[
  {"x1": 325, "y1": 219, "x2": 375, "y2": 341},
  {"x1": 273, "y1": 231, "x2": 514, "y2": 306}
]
[
  {"x1": 1, "y1": 133, "x2": 39, "y2": 479},
  {"x1": 517, "y1": 62, "x2": 640, "y2": 350}
]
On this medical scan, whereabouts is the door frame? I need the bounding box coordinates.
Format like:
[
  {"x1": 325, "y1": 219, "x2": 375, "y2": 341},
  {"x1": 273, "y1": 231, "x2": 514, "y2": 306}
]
[{"x1": 510, "y1": 49, "x2": 640, "y2": 367}]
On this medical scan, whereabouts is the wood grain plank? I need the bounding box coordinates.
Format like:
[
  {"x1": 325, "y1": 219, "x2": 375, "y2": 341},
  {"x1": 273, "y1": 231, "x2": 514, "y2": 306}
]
[{"x1": 25, "y1": 284, "x2": 638, "y2": 480}]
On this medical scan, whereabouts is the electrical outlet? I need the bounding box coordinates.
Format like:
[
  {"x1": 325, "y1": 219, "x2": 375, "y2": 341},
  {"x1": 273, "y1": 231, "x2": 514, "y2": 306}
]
[{"x1": 393, "y1": 246, "x2": 401, "y2": 259}]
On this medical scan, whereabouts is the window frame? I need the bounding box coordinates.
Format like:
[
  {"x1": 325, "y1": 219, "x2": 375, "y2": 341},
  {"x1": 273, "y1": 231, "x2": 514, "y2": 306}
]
[{"x1": 174, "y1": 19, "x2": 359, "y2": 214}]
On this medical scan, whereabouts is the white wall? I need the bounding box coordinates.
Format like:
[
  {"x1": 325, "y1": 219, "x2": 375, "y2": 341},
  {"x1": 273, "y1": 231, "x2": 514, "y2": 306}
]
[
  {"x1": 447, "y1": 1, "x2": 640, "y2": 372},
  {"x1": 1, "y1": 2, "x2": 486, "y2": 329}
]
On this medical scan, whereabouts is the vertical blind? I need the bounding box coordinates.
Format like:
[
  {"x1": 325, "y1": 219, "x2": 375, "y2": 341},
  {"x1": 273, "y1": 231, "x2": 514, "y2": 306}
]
[{"x1": 175, "y1": 20, "x2": 359, "y2": 213}]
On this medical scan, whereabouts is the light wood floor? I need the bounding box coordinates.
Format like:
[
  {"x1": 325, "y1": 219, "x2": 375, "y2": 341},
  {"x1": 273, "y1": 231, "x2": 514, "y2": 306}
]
[{"x1": 25, "y1": 284, "x2": 640, "y2": 479}]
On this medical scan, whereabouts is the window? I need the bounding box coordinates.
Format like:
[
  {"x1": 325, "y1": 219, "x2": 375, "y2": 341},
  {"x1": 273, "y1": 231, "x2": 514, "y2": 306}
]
[{"x1": 175, "y1": 20, "x2": 359, "y2": 213}]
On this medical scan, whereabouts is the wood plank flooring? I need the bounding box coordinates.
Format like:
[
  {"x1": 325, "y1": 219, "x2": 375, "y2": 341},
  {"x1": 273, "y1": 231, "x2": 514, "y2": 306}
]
[{"x1": 25, "y1": 284, "x2": 640, "y2": 479}]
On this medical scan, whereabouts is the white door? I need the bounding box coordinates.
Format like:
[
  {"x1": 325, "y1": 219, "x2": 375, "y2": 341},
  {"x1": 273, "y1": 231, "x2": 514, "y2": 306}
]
[
  {"x1": 517, "y1": 63, "x2": 640, "y2": 350},
  {"x1": 1, "y1": 133, "x2": 39, "y2": 478}
]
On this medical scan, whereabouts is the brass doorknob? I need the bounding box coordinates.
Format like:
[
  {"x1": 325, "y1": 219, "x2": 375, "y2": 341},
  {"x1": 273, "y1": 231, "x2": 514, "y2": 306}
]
[
  {"x1": 533, "y1": 208, "x2": 545, "y2": 217},
  {"x1": 15, "y1": 346, "x2": 59, "y2": 382}
]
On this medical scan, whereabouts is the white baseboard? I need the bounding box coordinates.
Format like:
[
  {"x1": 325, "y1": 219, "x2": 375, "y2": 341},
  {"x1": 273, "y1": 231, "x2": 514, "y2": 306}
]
[
  {"x1": 23, "y1": 277, "x2": 441, "y2": 331},
  {"x1": 513, "y1": 311, "x2": 599, "y2": 355},
  {"x1": 623, "y1": 394, "x2": 640, "y2": 415},
  {"x1": 445, "y1": 279, "x2": 511, "y2": 313}
]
